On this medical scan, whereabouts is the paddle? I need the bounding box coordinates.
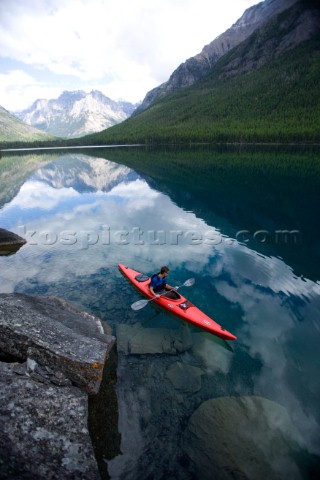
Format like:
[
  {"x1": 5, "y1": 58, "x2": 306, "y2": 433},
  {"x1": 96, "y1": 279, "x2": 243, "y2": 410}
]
[{"x1": 131, "y1": 277, "x2": 195, "y2": 311}]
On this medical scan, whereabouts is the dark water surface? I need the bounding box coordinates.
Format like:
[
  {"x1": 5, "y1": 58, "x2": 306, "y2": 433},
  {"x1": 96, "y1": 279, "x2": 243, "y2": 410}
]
[{"x1": 0, "y1": 146, "x2": 319, "y2": 479}]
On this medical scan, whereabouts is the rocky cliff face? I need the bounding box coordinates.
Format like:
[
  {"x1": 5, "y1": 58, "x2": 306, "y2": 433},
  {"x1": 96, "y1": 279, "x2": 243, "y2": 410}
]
[
  {"x1": 15, "y1": 90, "x2": 137, "y2": 138},
  {"x1": 209, "y1": 1, "x2": 320, "y2": 81},
  {"x1": 136, "y1": 0, "x2": 298, "y2": 113}
]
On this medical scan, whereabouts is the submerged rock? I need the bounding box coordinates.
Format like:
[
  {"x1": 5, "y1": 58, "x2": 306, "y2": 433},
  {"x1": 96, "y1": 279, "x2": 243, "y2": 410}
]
[
  {"x1": 0, "y1": 228, "x2": 26, "y2": 256},
  {"x1": 192, "y1": 332, "x2": 233, "y2": 374},
  {"x1": 116, "y1": 323, "x2": 192, "y2": 355},
  {"x1": 0, "y1": 361, "x2": 99, "y2": 479},
  {"x1": 165, "y1": 361, "x2": 204, "y2": 394},
  {"x1": 0, "y1": 293, "x2": 115, "y2": 394},
  {"x1": 184, "y1": 395, "x2": 305, "y2": 480}
]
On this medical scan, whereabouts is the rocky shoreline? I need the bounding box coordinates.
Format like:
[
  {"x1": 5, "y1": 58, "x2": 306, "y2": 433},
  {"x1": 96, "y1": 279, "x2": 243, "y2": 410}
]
[
  {"x1": 0, "y1": 228, "x2": 26, "y2": 256},
  {"x1": 0, "y1": 291, "x2": 115, "y2": 479}
]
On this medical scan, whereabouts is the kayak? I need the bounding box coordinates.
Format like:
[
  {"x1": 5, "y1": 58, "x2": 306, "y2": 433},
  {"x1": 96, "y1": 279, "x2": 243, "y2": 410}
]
[{"x1": 118, "y1": 264, "x2": 237, "y2": 341}]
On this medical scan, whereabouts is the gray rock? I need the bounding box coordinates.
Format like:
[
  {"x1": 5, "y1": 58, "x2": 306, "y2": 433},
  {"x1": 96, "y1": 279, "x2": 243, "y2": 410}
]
[
  {"x1": 12, "y1": 362, "x2": 28, "y2": 376},
  {"x1": 184, "y1": 395, "x2": 305, "y2": 480},
  {"x1": 0, "y1": 361, "x2": 99, "y2": 480},
  {"x1": 165, "y1": 361, "x2": 204, "y2": 394},
  {"x1": 0, "y1": 228, "x2": 26, "y2": 256},
  {"x1": 0, "y1": 293, "x2": 115, "y2": 394},
  {"x1": 12, "y1": 359, "x2": 74, "y2": 387}
]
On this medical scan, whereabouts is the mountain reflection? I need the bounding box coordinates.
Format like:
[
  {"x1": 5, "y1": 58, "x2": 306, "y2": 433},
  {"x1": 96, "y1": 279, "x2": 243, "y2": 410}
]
[{"x1": 32, "y1": 154, "x2": 140, "y2": 193}]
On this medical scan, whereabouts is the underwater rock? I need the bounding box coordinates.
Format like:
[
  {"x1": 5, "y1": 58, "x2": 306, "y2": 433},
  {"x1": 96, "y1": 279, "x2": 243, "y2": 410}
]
[
  {"x1": 192, "y1": 332, "x2": 233, "y2": 373},
  {"x1": 184, "y1": 395, "x2": 305, "y2": 480},
  {"x1": 116, "y1": 323, "x2": 192, "y2": 355},
  {"x1": 165, "y1": 361, "x2": 204, "y2": 394}
]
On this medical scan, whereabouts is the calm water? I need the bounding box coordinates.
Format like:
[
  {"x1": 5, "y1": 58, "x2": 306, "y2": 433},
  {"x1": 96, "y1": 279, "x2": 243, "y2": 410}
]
[{"x1": 0, "y1": 147, "x2": 319, "y2": 479}]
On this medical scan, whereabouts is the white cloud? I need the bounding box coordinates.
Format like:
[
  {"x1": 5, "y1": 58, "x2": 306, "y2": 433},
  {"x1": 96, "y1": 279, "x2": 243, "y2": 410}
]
[
  {"x1": 0, "y1": 0, "x2": 258, "y2": 109},
  {"x1": 0, "y1": 69, "x2": 65, "y2": 110}
]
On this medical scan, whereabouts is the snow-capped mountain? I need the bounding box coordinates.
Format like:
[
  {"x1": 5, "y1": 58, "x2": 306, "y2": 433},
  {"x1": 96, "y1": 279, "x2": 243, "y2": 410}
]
[{"x1": 14, "y1": 90, "x2": 137, "y2": 138}]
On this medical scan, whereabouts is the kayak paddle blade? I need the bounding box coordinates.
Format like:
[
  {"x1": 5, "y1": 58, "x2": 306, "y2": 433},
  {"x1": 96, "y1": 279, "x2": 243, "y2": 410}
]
[
  {"x1": 131, "y1": 299, "x2": 150, "y2": 310},
  {"x1": 183, "y1": 278, "x2": 195, "y2": 287}
]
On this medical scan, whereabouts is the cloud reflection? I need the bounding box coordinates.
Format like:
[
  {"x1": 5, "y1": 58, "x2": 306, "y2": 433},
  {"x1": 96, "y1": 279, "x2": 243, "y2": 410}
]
[{"x1": 9, "y1": 180, "x2": 79, "y2": 210}]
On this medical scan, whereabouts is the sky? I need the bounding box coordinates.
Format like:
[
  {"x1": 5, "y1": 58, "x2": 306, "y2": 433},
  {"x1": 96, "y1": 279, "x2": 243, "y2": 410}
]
[{"x1": 0, "y1": 0, "x2": 258, "y2": 111}]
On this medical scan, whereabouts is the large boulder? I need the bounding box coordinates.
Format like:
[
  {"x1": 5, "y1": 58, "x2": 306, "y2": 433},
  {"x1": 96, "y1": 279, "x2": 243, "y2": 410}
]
[
  {"x1": 0, "y1": 361, "x2": 99, "y2": 480},
  {"x1": 0, "y1": 293, "x2": 115, "y2": 394},
  {"x1": 184, "y1": 395, "x2": 305, "y2": 480}
]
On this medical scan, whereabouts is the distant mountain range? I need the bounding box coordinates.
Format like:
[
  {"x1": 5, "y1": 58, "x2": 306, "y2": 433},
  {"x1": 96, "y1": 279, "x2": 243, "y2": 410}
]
[
  {"x1": 0, "y1": 106, "x2": 54, "y2": 143},
  {"x1": 14, "y1": 90, "x2": 137, "y2": 139},
  {"x1": 85, "y1": 0, "x2": 320, "y2": 144}
]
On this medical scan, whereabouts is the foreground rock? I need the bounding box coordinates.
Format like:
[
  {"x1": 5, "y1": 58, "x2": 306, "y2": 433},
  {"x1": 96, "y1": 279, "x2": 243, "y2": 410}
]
[
  {"x1": 0, "y1": 228, "x2": 26, "y2": 255},
  {"x1": 0, "y1": 293, "x2": 115, "y2": 394},
  {"x1": 184, "y1": 396, "x2": 305, "y2": 480},
  {"x1": 0, "y1": 293, "x2": 116, "y2": 479},
  {"x1": 0, "y1": 361, "x2": 99, "y2": 479}
]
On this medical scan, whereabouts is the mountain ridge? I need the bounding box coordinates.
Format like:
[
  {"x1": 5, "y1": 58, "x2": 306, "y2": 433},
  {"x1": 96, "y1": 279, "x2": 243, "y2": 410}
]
[
  {"x1": 135, "y1": 0, "x2": 298, "y2": 114},
  {"x1": 199, "y1": 0, "x2": 320, "y2": 82},
  {"x1": 0, "y1": 106, "x2": 54, "y2": 143}
]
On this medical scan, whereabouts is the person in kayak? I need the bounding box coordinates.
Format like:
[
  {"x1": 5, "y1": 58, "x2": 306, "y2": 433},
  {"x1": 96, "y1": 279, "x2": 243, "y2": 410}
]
[{"x1": 149, "y1": 266, "x2": 180, "y2": 299}]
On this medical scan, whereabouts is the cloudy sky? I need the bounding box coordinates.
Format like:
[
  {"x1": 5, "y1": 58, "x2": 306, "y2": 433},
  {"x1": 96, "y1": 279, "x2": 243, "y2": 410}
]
[{"x1": 0, "y1": 0, "x2": 258, "y2": 111}]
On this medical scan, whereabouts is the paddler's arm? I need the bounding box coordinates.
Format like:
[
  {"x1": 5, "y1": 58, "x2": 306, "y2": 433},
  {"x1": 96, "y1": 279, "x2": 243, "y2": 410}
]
[{"x1": 149, "y1": 286, "x2": 160, "y2": 297}]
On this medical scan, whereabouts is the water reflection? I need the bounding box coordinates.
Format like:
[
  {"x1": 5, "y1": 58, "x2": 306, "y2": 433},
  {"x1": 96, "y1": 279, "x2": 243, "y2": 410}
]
[{"x1": 0, "y1": 152, "x2": 319, "y2": 479}]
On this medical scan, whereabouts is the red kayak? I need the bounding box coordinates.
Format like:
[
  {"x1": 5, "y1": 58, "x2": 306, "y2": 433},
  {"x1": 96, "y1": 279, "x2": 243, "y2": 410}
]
[{"x1": 118, "y1": 264, "x2": 237, "y2": 341}]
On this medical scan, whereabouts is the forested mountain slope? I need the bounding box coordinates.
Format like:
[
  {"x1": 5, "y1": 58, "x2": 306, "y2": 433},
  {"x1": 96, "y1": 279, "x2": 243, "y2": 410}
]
[{"x1": 83, "y1": 1, "x2": 320, "y2": 144}]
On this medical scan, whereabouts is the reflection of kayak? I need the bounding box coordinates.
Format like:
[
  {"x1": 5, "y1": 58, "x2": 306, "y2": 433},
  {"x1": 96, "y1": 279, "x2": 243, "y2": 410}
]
[{"x1": 118, "y1": 264, "x2": 237, "y2": 341}]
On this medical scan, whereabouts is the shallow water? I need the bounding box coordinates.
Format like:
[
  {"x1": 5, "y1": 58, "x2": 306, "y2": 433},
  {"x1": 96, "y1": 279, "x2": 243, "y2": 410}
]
[{"x1": 0, "y1": 147, "x2": 319, "y2": 479}]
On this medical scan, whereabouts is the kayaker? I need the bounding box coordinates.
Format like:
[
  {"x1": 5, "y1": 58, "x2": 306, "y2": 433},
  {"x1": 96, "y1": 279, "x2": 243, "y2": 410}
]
[{"x1": 149, "y1": 266, "x2": 179, "y2": 299}]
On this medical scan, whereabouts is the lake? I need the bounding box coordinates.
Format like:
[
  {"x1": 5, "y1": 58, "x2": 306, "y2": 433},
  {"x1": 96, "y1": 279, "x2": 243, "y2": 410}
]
[{"x1": 0, "y1": 146, "x2": 319, "y2": 479}]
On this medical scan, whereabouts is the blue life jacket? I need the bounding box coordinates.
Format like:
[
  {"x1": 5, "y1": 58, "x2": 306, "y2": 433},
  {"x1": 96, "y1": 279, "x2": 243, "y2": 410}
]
[{"x1": 149, "y1": 273, "x2": 167, "y2": 292}]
